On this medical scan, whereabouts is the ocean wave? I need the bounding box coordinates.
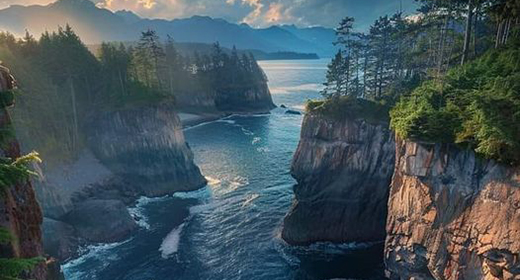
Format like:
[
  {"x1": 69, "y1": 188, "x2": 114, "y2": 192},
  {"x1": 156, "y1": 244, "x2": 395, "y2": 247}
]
[
  {"x1": 241, "y1": 193, "x2": 260, "y2": 207},
  {"x1": 241, "y1": 127, "x2": 255, "y2": 136},
  {"x1": 215, "y1": 119, "x2": 236, "y2": 125},
  {"x1": 252, "y1": 137, "x2": 262, "y2": 145},
  {"x1": 256, "y1": 147, "x2": 270, "y2": 153},
  {"x1": 271, "y1": 83, "x2": 325, "y2": 94},
  {"x1": 128, "y1": 205, "x2": 150, "y2": 230},
  {"x1": 173, "y1": 186, "x2": 212, "y2": 200},
  {"x1": 127, "y1": 195, "x2": 173, "y2": 230},
  {"x1": 159, "y1": 223, "x2": 186, "y2": 259},
  {"x1": 205, "y1": 176, "x2": 222, "y2": 187},
  {"x1": 62, "y1": 239, "x2": 133, "y2": 280}
]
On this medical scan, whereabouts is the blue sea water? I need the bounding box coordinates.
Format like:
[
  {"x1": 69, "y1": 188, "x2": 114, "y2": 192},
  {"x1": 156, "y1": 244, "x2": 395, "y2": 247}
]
[{"x1": 62, "y1": 59, "x2": 385, "y2": 280}]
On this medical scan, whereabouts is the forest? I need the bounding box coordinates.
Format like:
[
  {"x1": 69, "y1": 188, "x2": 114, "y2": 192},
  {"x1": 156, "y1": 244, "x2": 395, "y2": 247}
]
[
  {"x1": 314, "y1": 0, "x2": 520, "y2": 165},
  {"x1": 0, "y1": 27, "x2": 266, "y2": 166}
]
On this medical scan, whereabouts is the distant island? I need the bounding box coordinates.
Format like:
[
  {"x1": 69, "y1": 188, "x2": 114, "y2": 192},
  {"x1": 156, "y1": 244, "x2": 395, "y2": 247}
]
[
  {"x1": 88, "y1": 42, "x2": 320, "y2": 61},
  {"x1": 251, "y1": 51, "x2": 320, "y2": 61}
]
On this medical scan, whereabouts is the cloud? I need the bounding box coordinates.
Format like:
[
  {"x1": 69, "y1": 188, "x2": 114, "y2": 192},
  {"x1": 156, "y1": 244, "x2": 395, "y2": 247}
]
[
  {"x1": 265, "y1": 3, "x2": 283, "y2": 23},
  {"x1": 0, "y1": 0, "x2": 52, "y2": 8},
  {"x1": 0, "y1": 0, "x2": 420, "y2": 29}
]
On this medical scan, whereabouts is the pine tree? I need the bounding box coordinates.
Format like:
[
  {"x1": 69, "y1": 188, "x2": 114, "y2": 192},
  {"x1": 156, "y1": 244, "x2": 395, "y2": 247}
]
[{"x1": 322, "y1": 50, "x2": 346, "y2": 99}]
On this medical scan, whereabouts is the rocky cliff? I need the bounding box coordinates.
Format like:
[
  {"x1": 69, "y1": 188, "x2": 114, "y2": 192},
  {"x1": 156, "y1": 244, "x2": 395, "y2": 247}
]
[
  {"x1": 214, "y1": 83, "x2": 276, "y2": 112},
  {"x1": 282, "y1": 113, "x2": 395, "y2": 245},
  {"x1": 175, "y1": 83, "x2": 276, "y2": 114},
  {"x1": 385, "y1": 140, "x2": 520, "y2": 280},
  {"x1": 33, "y1": 103, "x2": 205, "y2": 261},
  {"x1": 0, "y1": 105, "x2": 62, "y2": 279},
  {"x1": 89, "y1": 103, "x2": 206, "y2": 196}
]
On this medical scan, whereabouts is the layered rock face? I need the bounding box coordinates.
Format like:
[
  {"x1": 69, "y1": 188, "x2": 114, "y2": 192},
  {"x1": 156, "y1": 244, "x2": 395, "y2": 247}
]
[
  {"x1": 174, "y1": 84, "x2": 276, "y2": 114},
  {"x1": 385, "y1": 140, "x2": 520, "y2": 280},
  {"x1": 215, "y1": 84, "x2": 276, "y2": 112},
  {"x1": 89, "y1": 104, "x2": 206, "y2": 196},
  {"x1": 282, "y1": 114, "x2": 395, "y2": 245},
  {"x1": 34, "y1": 103, "x2": 205, "y2": 261},
  {"x1": 0, "y1": 107, "x2": 61, "y2": 279}
]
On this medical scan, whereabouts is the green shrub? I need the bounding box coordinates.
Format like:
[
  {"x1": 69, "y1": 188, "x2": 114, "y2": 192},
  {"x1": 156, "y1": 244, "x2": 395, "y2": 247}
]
[
  {"x1": 391, "y1": 44, "x2": 520, "y2": 165},
  {"x1": 0, "y1": 257, "x2": 44, "y2": 280},
  {"x1": 0, "y1": 151, "x2": 41, "y2": 192},
  {"x1": 306, "y1": 96, "x2": 390, "y2": 124},
  {"x1": 0, "y1": 90, "x2": 15, "y2": 108}
]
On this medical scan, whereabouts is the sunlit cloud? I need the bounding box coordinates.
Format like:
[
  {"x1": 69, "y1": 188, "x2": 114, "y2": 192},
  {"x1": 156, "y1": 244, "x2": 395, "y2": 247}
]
[
  {"x1": 0, "y1": 0, "x2": 420, "y2": 29},
  {"x1": 0, "y1": 0, "x2": 52, "y2": 8},
  {"x1": 265, "y1": 3, "x2": 283, "y2": 23}
]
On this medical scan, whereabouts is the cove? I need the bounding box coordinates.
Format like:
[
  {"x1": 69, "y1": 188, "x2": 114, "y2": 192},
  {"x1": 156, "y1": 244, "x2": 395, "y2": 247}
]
[{"x1": 62, "y1": 59, "x2": 385, "y2": 280}]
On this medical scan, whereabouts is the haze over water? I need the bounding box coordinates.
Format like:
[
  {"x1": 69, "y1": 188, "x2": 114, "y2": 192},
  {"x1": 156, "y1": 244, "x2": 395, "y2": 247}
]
[{"x1": 62, "y1": 58, "x2": 385, "y2": 280}]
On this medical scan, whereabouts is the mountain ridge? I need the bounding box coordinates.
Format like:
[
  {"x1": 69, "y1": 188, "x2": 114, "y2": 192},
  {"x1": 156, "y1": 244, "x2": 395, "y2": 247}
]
[{"x1": 0, "y1": 0, "x2": 337, "y2": 56}]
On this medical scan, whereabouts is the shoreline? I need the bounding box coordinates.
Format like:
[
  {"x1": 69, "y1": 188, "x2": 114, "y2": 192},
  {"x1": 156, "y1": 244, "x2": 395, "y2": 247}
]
[{"x1": 178, "y1": 108, "x2": 276, "y2": 129}]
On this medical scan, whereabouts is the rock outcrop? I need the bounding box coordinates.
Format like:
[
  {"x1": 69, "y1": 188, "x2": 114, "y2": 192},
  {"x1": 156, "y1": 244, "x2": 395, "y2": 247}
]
[
  {"x1": 214, "y1": 83, "x2": 276, "y2": 112},
  {"x1": 282, "y1": 113, "x2": 395, "y2": 245},
  {"x1": 0, "y1": 100, "x2": 62, "y2": 279},
  {"x1": 89, "y1": 103, "x2": 206, "y2": 196},
  {"x1": 42, "y1": 218, "x2": 77, "y2": 261},
  {"x1": 64, "y1": 200, "x2": 137, "y2": 243},
  {"x1": 385, "y1": 139, "x2": 520, "y2": 280},
  {"x1": 33, "y1": 103, "x2": 206, "y2": 262},
  {"x1": 175, "y1": 83, "x2": 276, "y2": 114}
]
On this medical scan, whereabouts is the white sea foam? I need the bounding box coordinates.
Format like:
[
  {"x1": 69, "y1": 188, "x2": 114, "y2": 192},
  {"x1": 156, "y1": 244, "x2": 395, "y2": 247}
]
[
  {"x1": 241, "y1": 193, "x2": 260, "y2": 207},
  {"x1": 173, "y1": 186, "x2": 211, "y2": 200},
  {"x1": 229, "y1": 176, "x2": 249, "y2": 190},
  {"x1": 252, "y1": 137, "x2": 262, "y2": 145},
  {"x1": 62, "y1": 239, "x2": 132, "y2": 279},
  {"x1": 127, "y1": 205, "x2": 150, "y2": 230},
  {"x1": 215, "y1": 119, "x2": 236, "y2": 124},
  {"x1": 127, "y1": 195, "x2": 172, "y2": 230},
  {"x1": 257, "y1": 147, "x2": 270, "y2": 153},
  {"x1": 241, "y1": 127, "x2": 255, "y2": 136},
  {"x1": 159, "y1": 223, "x2": 186, "y2": 259}
]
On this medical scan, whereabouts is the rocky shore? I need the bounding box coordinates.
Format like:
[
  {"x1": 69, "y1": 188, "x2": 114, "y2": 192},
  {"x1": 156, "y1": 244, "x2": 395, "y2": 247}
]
[
  {"x1": 35, "y1": 104, "x2": 206, "y2": 261},
  {"x1": 37, "y1": 83, "x2": 276, "y2": 262}
]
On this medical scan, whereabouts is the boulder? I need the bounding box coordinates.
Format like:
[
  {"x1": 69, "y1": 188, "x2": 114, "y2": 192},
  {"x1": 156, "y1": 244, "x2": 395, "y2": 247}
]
[{"x1": 65, "y1": 199, "x2": 137, "y2": 243}]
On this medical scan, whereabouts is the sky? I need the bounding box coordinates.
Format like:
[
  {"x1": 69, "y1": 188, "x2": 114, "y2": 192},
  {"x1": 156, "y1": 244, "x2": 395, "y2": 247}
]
[{"x1": 0, "y1": 0, "x2": 419, "y2": 29}]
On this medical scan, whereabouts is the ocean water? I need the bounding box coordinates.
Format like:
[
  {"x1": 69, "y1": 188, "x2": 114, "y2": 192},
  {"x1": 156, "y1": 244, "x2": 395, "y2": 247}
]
[{"x1": 62, "y1": 59, "x2": 385, "y2": 280}]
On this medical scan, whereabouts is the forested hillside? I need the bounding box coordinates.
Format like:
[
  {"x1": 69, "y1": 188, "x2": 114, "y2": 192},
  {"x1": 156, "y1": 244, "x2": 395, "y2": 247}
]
[
  {"x1": 0, "y1": 26, "x2": 267, "y2": 166},
  {"x1": 313, "y1": 0, "x2": 519, "y2": 164}
]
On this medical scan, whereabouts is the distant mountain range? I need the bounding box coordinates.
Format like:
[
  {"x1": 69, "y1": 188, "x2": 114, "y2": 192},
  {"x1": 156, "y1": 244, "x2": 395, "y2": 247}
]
[{"x1": 0, "y1": 0, "x2": 337, "y2": 57}]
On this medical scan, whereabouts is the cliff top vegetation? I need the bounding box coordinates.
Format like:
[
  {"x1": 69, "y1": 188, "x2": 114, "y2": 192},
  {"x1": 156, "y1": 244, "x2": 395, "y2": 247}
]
[
  {"x1": 306, "y1": 97, "x2": 389, "y2": 124},
  {"x1": 391, "y1": 41, "x2": 520, "y2": 165},
  {"x1": 318, "y1": 0, "x2": 520, "y2": 165}
]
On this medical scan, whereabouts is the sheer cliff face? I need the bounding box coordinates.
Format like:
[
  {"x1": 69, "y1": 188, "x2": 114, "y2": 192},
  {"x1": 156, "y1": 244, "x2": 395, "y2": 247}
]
[
  {"x1": 174, "y1": 83, "x2": 276, "y2": 113},
  {"x1": 282, "y1": 114, "x2": 395, "y2": 245},
  {"x1": 0, "y1": 108, "x2": 46, "y2": 279},
  {"x1": 215, "y1": 84, "x2": 276, "y2": 112},
  {"x1": 385, "y1": 140, "x2": 520, "y2": 280},
  {"x1": 89, "y1": 104, "x2": 206, "y2": 196}
]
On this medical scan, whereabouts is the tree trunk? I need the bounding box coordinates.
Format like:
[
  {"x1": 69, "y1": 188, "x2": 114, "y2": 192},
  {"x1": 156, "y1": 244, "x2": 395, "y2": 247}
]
[
  {"x1": 69, "y1": 77, "x2": 79, "y2": 153},
  {"x1": 472, "y1": 0, "x2": 480, "y2": 57},
  {"x1": 437, "y1": 12, "x2": 450, "y2": 77},
  {"x1": 496, "y1": 20, "x2": 504, "y2": 48},
  {"x1": 168, "y1": 66, "x2": 174, "y2": 96},
  {"x1": 461, "y1": 0, "x2": 474, "y2": 65},
  {"x1": 118, "y1": 70, "x2": 126, "y2": 96}
]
